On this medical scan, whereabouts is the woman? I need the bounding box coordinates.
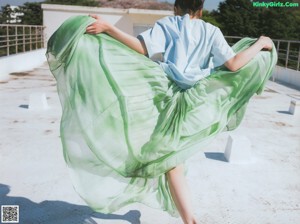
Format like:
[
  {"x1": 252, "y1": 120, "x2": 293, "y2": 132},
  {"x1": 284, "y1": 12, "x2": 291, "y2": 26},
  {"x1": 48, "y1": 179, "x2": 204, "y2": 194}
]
[{"x1": 47, "y1": 0, "x2": 277, "y2": 223}]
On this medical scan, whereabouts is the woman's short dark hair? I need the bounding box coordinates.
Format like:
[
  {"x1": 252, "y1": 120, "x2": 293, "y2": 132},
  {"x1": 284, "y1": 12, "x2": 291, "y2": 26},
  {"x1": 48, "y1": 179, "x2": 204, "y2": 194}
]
[{"x1": 174, "y1": 0, "x2": 205, "y2": 16}]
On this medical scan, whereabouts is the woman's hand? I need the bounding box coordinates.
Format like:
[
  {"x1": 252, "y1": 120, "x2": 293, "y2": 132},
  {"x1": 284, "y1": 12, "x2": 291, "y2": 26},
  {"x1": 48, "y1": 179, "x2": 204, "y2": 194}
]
[
  {"x1": 225, "y1": 35, "x2": 274, "y2": 72},
  {"x1": 258, "y1": 36, "x2": 273, "y2": 51},
  {"x1": 85, "y1": 14, "x2": 147, "y2": 55},
  {"x1": 86, "y1": 14, "x2": 110, "y2": 34}
]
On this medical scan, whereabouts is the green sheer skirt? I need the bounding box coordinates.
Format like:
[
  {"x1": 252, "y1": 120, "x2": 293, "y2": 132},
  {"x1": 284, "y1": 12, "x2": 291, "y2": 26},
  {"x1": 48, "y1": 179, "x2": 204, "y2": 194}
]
[{"x1": 46, "y1": 16, "x2": 277, "y2": 216}]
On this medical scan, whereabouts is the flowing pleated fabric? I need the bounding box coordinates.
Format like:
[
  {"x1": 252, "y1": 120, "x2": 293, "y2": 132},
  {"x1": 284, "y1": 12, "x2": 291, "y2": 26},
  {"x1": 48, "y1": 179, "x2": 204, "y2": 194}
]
[{"x1": 47, "y1": 16, "x2": 277, "y2": 216}]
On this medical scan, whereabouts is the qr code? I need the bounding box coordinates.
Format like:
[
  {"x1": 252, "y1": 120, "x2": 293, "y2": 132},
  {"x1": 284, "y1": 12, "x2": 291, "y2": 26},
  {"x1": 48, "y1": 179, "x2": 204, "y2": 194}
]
[{"x1": 1, "y1": 205, "x2": 19, "y2": 223}]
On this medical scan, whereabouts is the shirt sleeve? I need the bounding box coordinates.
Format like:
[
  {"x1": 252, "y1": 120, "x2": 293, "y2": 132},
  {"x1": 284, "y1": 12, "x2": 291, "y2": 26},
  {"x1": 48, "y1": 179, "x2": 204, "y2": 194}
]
[
  {"x1": 137, "y1": 21, "x2": 167, "y2": 59},
  {"x1": 210, "y1": 28, "x2": 236, "y2": 67}
]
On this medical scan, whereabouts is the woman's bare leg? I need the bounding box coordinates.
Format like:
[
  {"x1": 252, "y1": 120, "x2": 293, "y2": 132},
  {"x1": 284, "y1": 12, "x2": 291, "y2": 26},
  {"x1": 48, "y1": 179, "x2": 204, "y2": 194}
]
[{"x1": 166, "y1": 164, "x2": 197, "y2": 224}]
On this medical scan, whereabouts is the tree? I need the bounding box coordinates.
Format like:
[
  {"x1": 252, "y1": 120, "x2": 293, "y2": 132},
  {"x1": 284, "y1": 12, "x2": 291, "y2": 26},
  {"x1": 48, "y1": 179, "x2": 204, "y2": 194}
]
[
  {"x1": 293, "y1": 9, "x2": 300, "y2": 40},
  {"x1": 259, "y1": 8, "x2": 298, "y2": 39},
  {"x1": 215, "y1": 0, "x2": 300, "y2": 39},
  {"x1": 0, "y1": 5, "x2": 14, "y2": 24},
  {"x1": 216, "y1": 0, "x2": 260, "y2": 37},
  {"x1": 202, "y1": 10, "x2": 221, "y2": 27},
  {"x1": 16, "y1": 2, "x2": 43, "y2": 25}
]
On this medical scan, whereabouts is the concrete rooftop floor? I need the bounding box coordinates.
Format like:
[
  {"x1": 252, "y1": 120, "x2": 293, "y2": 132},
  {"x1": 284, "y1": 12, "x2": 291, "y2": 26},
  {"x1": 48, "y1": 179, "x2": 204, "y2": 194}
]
[{"x1": 0, "y1": 63, "x2": 300, "y2": 224}]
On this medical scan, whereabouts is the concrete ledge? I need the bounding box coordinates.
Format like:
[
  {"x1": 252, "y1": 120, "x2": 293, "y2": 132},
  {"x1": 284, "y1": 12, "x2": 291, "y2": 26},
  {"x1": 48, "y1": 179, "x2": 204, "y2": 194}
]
[
  {"x1": 42, "y1": 4, "x2": 172, "y2": 16},
  {"x1": 289, "y1": 99, "x2": 300, "y2": 115},
  {"x1": 29, "y1": 92, "x2": 49, "y2": 111},
  {"x1": 42, "y1": 4, "x2": 127, "y2": 14},
  {"x1": 271, "y1": 66, "x2": 300, "y2": 90},
  {"x1": 128, "y1": 8, "x2": 172, "y2": 16},
  {"x1": 224, "y1": 134, "x2": 253, "y2": 164},
  {"x1": 0, "y1": 49, "x2": 47, "y2": 82}
]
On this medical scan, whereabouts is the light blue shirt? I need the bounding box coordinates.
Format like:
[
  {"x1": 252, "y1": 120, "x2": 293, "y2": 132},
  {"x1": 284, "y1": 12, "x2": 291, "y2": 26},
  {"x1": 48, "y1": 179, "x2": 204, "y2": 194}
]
[{"x1": 138, "y1": 14, "x2": 236, "y2": 89}]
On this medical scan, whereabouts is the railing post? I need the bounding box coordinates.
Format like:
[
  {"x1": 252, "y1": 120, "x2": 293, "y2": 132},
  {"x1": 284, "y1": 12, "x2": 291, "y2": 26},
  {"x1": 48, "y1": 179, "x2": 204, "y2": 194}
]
[
  {"x1": 35, "y1": 26, "x2": 38, "y2": 49},
  {"x1": 6, "y1": 25, "x2": 9, "y2": 56},
  {"x1": 272, "y1": 40, "x2": 281, "y2": 82},
  {"x1": 41, "y1": 27, "x2": 44, "y2": 48},
  {"x1": 29, "y1": 26, "x2": 32, "y2": 51},
  {"x1": 42, "y1": 27, "x2": 46, "y2": 48},
  {"x1": 23, "y1": 26, "x2": 25, "y2": 52},
  {"x1": 285, "y1": 41, "x2": 290, "y2": 68},
  {"x1": 276, "y1": 40, "x2": 280, "y2": 55},
  {"x1": 297, "y1": 46, "x2": 300, "y2": 71},
  {"x1": 15, "y1": 26, "x2": 18, "y2": 54}
]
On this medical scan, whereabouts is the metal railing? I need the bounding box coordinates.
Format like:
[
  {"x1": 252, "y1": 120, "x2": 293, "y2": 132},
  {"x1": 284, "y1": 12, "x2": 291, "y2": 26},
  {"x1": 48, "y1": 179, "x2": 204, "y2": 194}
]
[
  {"x1": 0, "y1": 27, "x2": 299, "y2": 72},
  {"x1": 0, "y1": 24, "x2": 45, "y2": 57},
  {"x1": 225, "y1": 36, "x2": 300, "y2": 71}
]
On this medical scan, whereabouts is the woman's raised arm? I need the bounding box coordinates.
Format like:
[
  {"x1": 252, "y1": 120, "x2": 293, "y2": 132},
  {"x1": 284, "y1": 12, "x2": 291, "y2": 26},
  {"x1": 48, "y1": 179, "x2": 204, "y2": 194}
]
[
  {"x1": 225, "y1": 36, "x2": 273, "y2": 72},
  {"x1": 86, "y1": 15, "x2": 148, "y2": 55}
]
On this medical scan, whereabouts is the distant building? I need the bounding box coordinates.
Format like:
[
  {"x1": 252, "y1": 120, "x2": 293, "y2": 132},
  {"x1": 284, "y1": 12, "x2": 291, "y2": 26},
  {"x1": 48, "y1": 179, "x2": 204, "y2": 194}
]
[{"x1": 42, "y1": 4, "x2": 173, "y2": 40}]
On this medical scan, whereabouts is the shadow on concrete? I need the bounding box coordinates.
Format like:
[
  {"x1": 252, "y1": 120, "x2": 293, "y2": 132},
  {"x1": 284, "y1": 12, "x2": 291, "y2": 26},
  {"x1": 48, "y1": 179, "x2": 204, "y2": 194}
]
[
  {"x1": 204, "y1": 152, "x2": 228, "y2": 162},
  {"x1": 277, "y1": 110, "x2": 292, "y2": 115},
  {"x1": 0, "y1": 183, "x2": 141, "y2": 224},
  {"x1": 273, "y1": 80, "x2": 300, "y2": 92},
  {"x1": 19, "y1": 104, "x2": 29, "y2": 109}
]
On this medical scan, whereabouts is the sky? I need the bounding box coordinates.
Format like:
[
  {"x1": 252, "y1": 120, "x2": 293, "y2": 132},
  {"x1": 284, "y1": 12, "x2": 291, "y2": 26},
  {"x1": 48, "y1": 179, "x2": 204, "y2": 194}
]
[{"x1": 0, "y1": 0, "x2": 224, "y2": 11}]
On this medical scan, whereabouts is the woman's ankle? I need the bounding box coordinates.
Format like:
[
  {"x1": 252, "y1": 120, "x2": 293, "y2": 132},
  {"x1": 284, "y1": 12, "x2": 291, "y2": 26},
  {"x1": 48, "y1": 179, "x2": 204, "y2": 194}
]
[{"x1": 182, "y1": 215, "x2": 198, "y2": 224}]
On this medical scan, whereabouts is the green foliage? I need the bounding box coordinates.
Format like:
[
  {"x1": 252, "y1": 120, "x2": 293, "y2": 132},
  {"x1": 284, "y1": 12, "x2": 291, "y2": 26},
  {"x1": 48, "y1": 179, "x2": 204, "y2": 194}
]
[
  {"x1": 202, "y1": 10, "x2": 221, "y2": 27},
  {"x1": 293, "y1": 9, "x2": 300, "y2": 40},
  {"x1": 0, "y1": 3, "x2": 42, "y2": 25},
  {"x1": 216, "y1": 0, "x2": 260, "y2": 37},
  {"x1": 17, "y1": 3, "x2": 43, "y2": 25},
  {"x1": 259, "y1": 8, "x2": 297, "y2": 39},
  {"x1": 0, "y1": 0, "x2": 99, "y2": 25},
  {"x1": 0, "y1": 4, "x2": 14, "y2": 23},
  {"x1": 215, "y1": 0, "x2": 300, "y2": 40}
]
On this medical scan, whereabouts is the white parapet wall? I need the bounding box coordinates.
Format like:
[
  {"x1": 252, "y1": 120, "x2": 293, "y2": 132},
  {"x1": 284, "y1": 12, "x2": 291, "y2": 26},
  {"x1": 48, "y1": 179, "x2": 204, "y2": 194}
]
[
  {"x1": 0, "y1": 5, "x2": 172, "y2": 82},
  {"x1": 42, "y1": 4, "x2": 172, "y2": 43},
  {"x1": 0, "y1": 49, "x2": 47, "y2": 82},
  {"x1": 271, "y1": 65, "x2": 300, "y2": 89}
]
